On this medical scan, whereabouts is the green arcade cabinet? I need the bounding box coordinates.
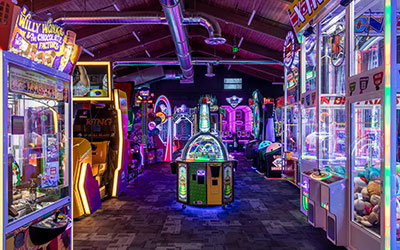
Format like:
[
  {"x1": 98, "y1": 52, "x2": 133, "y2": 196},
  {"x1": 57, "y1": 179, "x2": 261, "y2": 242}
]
[{"x1": 171, "y1": 99, "x2": 237, "y2": 208}]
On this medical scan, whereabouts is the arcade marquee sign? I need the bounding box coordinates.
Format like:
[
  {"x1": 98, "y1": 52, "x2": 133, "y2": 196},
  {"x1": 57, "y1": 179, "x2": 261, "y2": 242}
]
[
  {"x1": 8, "y1": 6, "x2": 81, "y2": 74},
  {"x1": 288, "y1": 0, "x2": 330, "y2": 37}
]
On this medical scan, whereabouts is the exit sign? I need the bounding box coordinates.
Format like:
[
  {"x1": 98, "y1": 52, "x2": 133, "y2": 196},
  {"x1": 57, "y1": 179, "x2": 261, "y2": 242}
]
[{"x1": 232, "y1": 46, "x2": 239, "y2": 53}]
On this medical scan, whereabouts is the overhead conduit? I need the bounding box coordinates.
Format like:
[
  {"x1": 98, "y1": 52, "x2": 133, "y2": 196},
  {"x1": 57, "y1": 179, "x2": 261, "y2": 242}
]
[{"x1": 54, "y1": 0, "x2": 226, "y2": 82}]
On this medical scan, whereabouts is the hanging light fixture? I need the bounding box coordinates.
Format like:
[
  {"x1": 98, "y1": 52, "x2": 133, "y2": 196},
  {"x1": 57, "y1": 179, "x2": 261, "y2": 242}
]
[{"x1": 205, "y1": 63, "x2": 215, "y2": 77}]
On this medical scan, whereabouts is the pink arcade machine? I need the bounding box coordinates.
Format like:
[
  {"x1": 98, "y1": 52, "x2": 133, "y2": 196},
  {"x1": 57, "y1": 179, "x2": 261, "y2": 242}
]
[{"x1": 221, "y1": 95, "x2": 253, "y2": 152}]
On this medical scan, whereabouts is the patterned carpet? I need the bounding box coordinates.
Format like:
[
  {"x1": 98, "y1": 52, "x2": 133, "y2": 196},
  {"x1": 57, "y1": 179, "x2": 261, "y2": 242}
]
[{"x1": 73, "y1": 155, "x2": 345, "y2": 250}]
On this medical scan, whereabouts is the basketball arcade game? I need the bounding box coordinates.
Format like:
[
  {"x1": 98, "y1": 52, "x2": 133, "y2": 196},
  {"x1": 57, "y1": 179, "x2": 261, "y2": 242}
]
[
  {"x1": 72, "y1": 61, "x2": 129, "y2": 218},
  {"x1": 171, "y1": 100, "x2": 236, "y2": 208}
]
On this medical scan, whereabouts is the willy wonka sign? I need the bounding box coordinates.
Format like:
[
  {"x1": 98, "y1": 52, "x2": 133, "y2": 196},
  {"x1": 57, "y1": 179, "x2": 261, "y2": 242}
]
[{"x1": 8, "y1": 6, "x2": 81, "y2": 74}]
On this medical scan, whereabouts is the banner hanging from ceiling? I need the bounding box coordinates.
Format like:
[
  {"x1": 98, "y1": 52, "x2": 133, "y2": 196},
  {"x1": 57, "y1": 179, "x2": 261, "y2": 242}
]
[{"x1": 8, "y1": 6, "x2": 82, "y2": 74}]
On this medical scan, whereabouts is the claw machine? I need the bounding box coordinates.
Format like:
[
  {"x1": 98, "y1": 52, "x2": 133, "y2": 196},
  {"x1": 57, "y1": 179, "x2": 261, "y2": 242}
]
[
  {"x1": 1, "y1": 5, "x2": 81, "y2": 249},
  {"x1": 299, "y1": 23, "x2": 318, "y2": 216},
  {"x1": 346, "y1": 0, "x2": 399, "y2": 249},
  {"x1": 282, "y1": 31, "x2": 301, "y2": 187}
]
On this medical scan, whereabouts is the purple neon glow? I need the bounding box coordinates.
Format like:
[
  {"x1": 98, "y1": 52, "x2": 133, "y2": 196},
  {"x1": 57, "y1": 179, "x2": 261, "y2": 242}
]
[
  {"x1": 221, "y1": 105, "x2": 252, "y2": 133},
  {"x1": 197, "y1": 169, "x2": 206, "y2": 176}
]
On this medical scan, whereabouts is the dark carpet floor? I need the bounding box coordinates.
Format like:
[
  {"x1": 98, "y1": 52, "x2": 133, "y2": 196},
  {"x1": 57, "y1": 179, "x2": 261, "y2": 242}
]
[{"x1": 73, "y1": 155, "x2": 346, "y2": 250}]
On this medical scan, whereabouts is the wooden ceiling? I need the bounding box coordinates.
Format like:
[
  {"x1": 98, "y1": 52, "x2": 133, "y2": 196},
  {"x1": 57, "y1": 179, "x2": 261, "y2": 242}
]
[{"x1": 19, "y1": 0, "x2": 294, "y2": 82}]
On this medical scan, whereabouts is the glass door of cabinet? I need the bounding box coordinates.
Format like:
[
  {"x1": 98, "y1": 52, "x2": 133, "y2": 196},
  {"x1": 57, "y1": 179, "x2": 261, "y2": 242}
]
[
  {"x1": 350, "y1": 98, "x2": 382, "y2": 238},
  {"x1": 301, "y1": 107, "x2": 317, "y2": 161}
]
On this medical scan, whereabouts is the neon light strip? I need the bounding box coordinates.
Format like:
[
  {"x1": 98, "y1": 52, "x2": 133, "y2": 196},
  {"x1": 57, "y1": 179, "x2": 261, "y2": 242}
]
[
  {"x1": 383, "y1": 0, "x2": 392, "y2": 248},
  {"x1": 0, "y1": 51, "x2": 4, "y2": 249},
  {"x1": 49, "y1": 107, "x2": 58, "y2": 134},
  {"x1": 78, "y1": 162, "x2": 91, "y2": 214},
  {"x1": 154, "y1": 95, "x2": 172, "y2": 162},
  {"x1": 112, "y1": 90, "x2": 123, "y2": 197}
]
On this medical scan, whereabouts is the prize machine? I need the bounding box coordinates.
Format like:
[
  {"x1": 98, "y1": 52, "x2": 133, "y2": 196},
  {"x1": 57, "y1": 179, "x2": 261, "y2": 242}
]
[
  {"x1": 134, "y1": 87, "x2": 156, "y2": 165},
  {"x1": 282, "y1": 31, "x2": 301, "y2": 187},
  {"x1": 172, "y1": 104, "x2": 194, "y2": 157},
  {"x1": 194, "y1": 95, "x2": 223, "y2": 137},
  {"x1": 250, "y1": 92, "x2": 282, "y2": 177},
  {"x1": 221, "y1": 95, "x2": 253, "y2": 153},
  {"x1": 274, "y1": 96, "x2": 284, "y2": 141},
  {"x1": 0, "y1": 4, "x2": 82, "y2": 248},
  {"x1": 290, "y1": 1, "x2": 349, "y2": 246},
  {"x1": 171, "y1": 99, "x2": 237, "y2": 208},
  {"x1": 72, "y1": 61, "x2": 129, "y2": 218},
  {"x1": 345, "y1": 0, "x2": 399, "y2": 249},
  {"x1": 153, "y1": 95, "x2": 173, "y2": 162}
]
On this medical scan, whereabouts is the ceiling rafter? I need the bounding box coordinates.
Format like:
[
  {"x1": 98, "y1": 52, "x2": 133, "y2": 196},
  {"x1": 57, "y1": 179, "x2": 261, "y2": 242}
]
[
  {"x1": 17, "y1": 0, "x2": 73, "y2": 13},
  {"x1": 186, "y1": 1, "x2": 291, "y2": 40},
  {"x1": 79, "y1": 28, "x2": 171, "y2": 61},
  {"x1": 188, "y1": 27, "x2": 283, "y2": 62},
  {"x1": 191, "y1": 41, "x2": 283, "y2": 80}
]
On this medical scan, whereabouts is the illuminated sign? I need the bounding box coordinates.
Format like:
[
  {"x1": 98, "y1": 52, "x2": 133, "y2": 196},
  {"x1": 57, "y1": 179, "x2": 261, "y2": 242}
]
[
  {"x1": 156, "y1": 112, "x2": 166, "y2": 123},
  {"x1": 199, "y1": 104, "x2": 210, "y2": 133},
  {"x1": 9, "y1": 6, "x2": 81, "y2": 74},
  {"x1": 284, "y1": 31, "x2": 295, "y2": 68},
  {"x1": 226, "y1": 95, "x2": 243, "y2": 108},
  {"x1": 288, "y1": 0, "x2": 330, "y2": 36}
]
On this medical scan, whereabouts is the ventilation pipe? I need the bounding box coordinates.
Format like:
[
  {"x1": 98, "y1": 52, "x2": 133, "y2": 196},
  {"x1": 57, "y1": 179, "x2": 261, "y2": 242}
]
[{"x1": 159, "y1": 0, "x2": 193, "y2": 82}]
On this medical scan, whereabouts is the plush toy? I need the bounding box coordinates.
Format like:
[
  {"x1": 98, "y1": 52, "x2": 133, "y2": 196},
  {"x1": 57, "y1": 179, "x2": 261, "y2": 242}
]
[
  {"x1": 367, "y1": 180, "x2": 381, "y2": 196},
  {"x1": 361, "y1": 187, "x2": 370, "y2": 200},
  {"x1": 354, "y1": 199, "x2": 366, "y2": 216},
  {"x1": 354, "y1": 177, "x2": 367, "y2": 193},
  {"x1": 358, "y1": 165, "x2": 381, "y2": 183},
  {"x1": 370, "y1": 194, "x2": 381, "y2": 206}
]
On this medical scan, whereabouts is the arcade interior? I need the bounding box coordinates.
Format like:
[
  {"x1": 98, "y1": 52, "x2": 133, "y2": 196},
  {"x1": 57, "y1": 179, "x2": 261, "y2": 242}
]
[{"x1": 0, "y1": 0, "x2": 399, "y2": 249}]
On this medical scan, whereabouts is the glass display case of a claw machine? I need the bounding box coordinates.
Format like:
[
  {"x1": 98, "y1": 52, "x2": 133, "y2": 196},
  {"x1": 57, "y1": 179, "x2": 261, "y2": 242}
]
[
  {"x1": 172, "y1": 103, "x2": 236, "y2": 207},
  {"x1": 347, "y1": 0, "x2": 399, "y2": 249},
  {"x1": 1, "y1": 51, "x2": 73, "y2": 248},
  {"x1": 282, "y1": 30, "x2": 300, "y2": 187},
  {"x1": 301, "y1": 5, "x2": 348, "y2": 247},
  {"x1": 300, "y1": 28, "x2": 318, "y2": 216}
]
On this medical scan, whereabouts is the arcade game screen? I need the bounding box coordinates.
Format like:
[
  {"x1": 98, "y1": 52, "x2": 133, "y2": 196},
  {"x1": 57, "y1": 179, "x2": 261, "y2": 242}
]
[
  {"x1": 183, "y1": 134, "x2": 226, "y2": 162},
  {"x1": 175, "y1": 118, "x2": 192, "y2": 141},
  {"x1": 72, "y1": 64, "x2": 109, "y2": 97},
  {"x1": 7, "y1": 65, "x2": 69, "y2": 222}
]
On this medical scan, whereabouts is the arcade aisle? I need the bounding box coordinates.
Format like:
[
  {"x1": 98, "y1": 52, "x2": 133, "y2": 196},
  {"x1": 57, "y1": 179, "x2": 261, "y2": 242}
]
[{"x1": 73, "y1": 155, "x2": 344, "y2": 250}]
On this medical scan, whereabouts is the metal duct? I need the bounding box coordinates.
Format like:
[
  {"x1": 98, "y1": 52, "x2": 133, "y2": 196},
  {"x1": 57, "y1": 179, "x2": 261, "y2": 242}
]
[
  {"x1": 54, "y1": 11, "x2": 167, "y2": 25},
  {"x1": 160, "y1": 0, "x2": 194, "y2": 81},
  {"x1": 113, "y1": 58, "x2": 284, "y2": 67},
  {"x1": 183, "y1": 12, "x2": 225, "y2": 45}
]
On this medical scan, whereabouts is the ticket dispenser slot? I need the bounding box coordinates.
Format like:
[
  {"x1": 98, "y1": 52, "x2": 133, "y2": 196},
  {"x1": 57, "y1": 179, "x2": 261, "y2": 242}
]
[{"x1": 207, "y1": 164, "x2": 222, "y2": 204}]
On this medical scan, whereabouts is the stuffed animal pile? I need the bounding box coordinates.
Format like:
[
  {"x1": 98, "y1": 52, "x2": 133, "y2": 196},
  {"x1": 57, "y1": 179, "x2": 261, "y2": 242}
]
[{"x1": 353, "y1": 165, "x2": 381, "y2": 229}]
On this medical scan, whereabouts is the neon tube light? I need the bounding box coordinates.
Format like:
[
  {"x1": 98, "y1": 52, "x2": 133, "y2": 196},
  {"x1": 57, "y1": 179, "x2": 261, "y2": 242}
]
[
  {"x1": 383, "y1": 0, "x2": 392, "y2": 247},
  {"x1": 78, "y1": 162, "x2": 91, "y2": 214},
  {"x1": 112, "y1": 90, "x2": 123, "y2": 197},
  {"x1": 0, "y1": 51, "x2": 4, "y2": 249},
  {"x1": 154, "y1": 95, "x2": 172, "y2": 162}
]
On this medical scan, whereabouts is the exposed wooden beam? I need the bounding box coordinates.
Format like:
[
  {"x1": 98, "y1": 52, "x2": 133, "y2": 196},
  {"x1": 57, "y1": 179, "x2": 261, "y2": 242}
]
[
  {"x1": 186, "y1": 1, "x2": 291, "y2": 40},
  {"x1": 189, "y1": 27, "x2": 283, "y2": 62},
  {"x1": 17, "y1": 0, "x2": 73, "y2": 13},
  {"x1": 79, "y1": 28, "x2": 171, "y2": 61},
  {"x1": 191, "y1": 42, "x2": 283, "y2": 79},
  {"x1": 107, "y1": 46, "x2": 176, "y2": 63},
  {"x1": 73, "y1": 2, "x2": 162, "y2": 43}
]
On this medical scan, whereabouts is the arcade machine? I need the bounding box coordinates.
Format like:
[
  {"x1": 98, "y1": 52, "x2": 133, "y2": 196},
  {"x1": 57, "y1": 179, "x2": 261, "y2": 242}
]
[
  {"x1": 345, "y1": 0, "x2": 399, "y2": 249},
  {"x1": 289, "y1": 0, "x2": 348, "y2": 246},
  {"x1": 173, "y1": 104, "x2": 194, "y2": 158},
  {"x1": 282, "y1": 31, "x2": 301, "y2": 187},
  {"x1": 171, "y1": 100, "x2": 237, "y2": 208},
  {"x1": 194, "y1": 95, "x2": 223, "y2": 137},
  {"x1": 274, "y1": 96, "x2": 284, "y2": 141},
  {"x1": 221, "y1": 95, "x2": 253, "y2": 153},
  {"x1": 153, "y1": 95, "x2": 173, "y2": 162},
  {"x1": 1, "y1": 5, "x2": 81, "y2": 248},
  {"x1": 134, "y1": 87, "x2": 156, "y2": 165},
  {"x1": 72, "y1": 61, "x2": 129, "y2": 218}
]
